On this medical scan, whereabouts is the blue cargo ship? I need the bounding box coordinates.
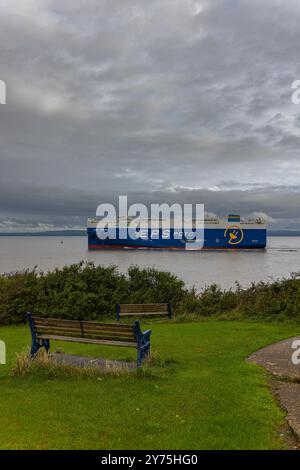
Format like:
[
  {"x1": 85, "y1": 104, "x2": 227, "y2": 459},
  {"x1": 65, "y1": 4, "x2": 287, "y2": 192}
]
[{"x1": 87, "y1": 214, "x2": 267, "y2": 250}]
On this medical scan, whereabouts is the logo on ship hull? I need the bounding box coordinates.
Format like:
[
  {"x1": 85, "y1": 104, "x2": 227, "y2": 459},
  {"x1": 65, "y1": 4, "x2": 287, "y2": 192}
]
[{"x1": 224, "y1": 225, "x2": 244, "y2": 245}]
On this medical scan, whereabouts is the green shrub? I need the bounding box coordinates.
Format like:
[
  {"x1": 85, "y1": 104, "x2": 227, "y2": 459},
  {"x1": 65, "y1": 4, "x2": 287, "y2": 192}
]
[
  {"x1": 0, "y1": 262, "x2": 299, "y2": 324},
  {"x1": 0, "y1": 262, "x2": 188, "y2": 325}
]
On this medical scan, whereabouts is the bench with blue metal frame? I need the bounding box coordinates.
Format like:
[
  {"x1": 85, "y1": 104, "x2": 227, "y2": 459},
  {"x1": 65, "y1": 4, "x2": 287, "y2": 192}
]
[
  {"x1": 27, "y1": 312, "x2": 151, "y2": 367},
  {"x1": 116, "y1": 303, "x2": 173, "y2": 320}
]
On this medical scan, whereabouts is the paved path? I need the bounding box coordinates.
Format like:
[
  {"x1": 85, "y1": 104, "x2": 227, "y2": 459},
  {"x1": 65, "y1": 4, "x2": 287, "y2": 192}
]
[
  {"x1": 273, "y1": 382, "x2": 300, "y2": 439},
  {"x1": 248, "y1": 336, "x2": 300, "y2": 444},
  {"x1": 248, "y1": 336, "x2": 300, "y2": 379},
  {"x1": 50, "y1": 352, "x2": 136, "y2": 370}
]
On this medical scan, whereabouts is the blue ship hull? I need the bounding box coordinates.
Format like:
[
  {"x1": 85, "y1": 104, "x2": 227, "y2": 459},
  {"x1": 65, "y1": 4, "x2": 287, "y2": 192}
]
[{"x1": 87, "y1": 227, "x2": 267, "y2": 250}]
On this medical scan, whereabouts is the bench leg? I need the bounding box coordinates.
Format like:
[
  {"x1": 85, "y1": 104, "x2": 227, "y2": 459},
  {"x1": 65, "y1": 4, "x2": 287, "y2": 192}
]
[
  {"x1": 30, "y1": 338, "x2": 50, "y2": 359},
  {"x1": 137, "y1": 342, "x2": 150, "y2": 367},
  {"x1": 27, "y1": 312, "x2": 50, "y2": 358},
  {"x1": 43, "y1": 339, "x2": 50, "y2": 354},
  {"x1": 30, "y1": 340, "x2": 39, "y2": 358}
]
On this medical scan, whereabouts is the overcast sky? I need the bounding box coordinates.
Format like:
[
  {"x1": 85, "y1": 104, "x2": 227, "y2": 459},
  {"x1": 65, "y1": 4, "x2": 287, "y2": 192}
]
[{"x1": 0, "y1": 0, "x2": 300, "y2": 231}]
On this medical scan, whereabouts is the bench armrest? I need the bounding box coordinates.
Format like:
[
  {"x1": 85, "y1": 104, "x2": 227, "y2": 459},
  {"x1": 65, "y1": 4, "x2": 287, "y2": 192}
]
[
  {"x1": 133, "y1": 321, "x2": 152, "y2": 367},
  {"x1": 143, "y1": 329, "x2": 152, "y2": 340}
]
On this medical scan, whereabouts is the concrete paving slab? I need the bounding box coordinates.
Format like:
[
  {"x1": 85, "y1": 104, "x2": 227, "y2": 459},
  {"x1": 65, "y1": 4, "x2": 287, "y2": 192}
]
[{"x1": 50, "y1": 352, "x2": 136, "y2": 370}]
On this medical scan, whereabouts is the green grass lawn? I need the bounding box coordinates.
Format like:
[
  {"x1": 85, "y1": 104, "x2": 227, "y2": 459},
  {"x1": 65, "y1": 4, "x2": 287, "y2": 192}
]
[{"x1": 0, "y1": 320, "x2": 299, "y2": 450}]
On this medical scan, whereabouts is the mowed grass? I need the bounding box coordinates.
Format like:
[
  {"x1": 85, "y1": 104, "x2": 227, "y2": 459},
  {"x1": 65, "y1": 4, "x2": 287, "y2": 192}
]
[{"x1": 0, "y1": 320, "x2": 299, "y2": 450}]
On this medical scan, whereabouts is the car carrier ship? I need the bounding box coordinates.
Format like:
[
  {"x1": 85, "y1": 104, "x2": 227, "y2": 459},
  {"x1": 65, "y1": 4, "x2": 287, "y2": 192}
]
[{"x1": 87, "y1": 214, "x2": 267, "y2": 250}]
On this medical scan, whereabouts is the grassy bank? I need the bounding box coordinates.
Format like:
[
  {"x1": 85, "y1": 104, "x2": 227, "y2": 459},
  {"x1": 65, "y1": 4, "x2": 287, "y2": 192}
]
[
  {"x1": 0, "y1": 262, "x2": 299, "y2": 324},
  {"x1": 0, "y1": 320, "x2": 299, "y2": 449}
]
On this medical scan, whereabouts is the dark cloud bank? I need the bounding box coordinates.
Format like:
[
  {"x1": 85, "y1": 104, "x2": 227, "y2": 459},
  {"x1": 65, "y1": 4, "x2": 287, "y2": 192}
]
[{"x1": 0, "y1": 0, "x2": 299, "y2": 231}]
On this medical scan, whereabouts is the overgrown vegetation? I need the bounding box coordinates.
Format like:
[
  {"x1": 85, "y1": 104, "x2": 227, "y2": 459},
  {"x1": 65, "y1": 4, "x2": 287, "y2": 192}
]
[
  {"x1": 10, "y1": 349, "x2": 132, "y2": 379},
  {"x1": 9, "y1": 348, "x2": 173, "y2": 380},
  {"x1": 0, "y1": 261, "x2": 299, "y2": 324}
]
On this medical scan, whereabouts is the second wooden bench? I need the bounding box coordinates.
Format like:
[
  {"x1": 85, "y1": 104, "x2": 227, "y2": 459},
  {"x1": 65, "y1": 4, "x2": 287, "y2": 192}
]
[{"x1": 117, "y1": 303, "x2": 172, "y2": 320}]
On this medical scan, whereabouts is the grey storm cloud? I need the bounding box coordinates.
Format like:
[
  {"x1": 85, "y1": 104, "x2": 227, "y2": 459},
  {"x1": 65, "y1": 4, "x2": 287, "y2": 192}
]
[{"x1": 0, "y1": 0, "x2": 299, "y2": 230}]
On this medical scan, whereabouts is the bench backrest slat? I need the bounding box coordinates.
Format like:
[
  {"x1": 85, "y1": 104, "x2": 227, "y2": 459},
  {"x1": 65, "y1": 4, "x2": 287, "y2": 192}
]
[
  {"x1": 120, "y1": 303, "x2": 168, "y2": 313},
  {"x1": 36, "y1": 329, "x2": 134, "y2": 343},
  {"x1": 33, "y1": 317, "x2": 131, "y2": 329},
  {"x1": 32, "y1": 316, "x2": 136, "y2": 343}
]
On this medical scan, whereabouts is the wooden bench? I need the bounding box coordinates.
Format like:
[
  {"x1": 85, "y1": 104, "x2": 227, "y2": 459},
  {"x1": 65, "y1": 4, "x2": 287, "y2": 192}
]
[
  {"x1": 117, "y1": 303, "x2": 172, "y2": 320},
  {"x1": 27, "y1": 312, "x2": 151, "y2": 367}
]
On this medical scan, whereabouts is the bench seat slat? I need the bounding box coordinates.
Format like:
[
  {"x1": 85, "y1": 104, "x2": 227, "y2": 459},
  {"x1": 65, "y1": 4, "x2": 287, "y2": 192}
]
[
  {"x1": 119, "y1": 311, "x2": 168, "y2": 316},
  {"x1": 38, "y1": 334, "x2": 137, "y2": 348}
]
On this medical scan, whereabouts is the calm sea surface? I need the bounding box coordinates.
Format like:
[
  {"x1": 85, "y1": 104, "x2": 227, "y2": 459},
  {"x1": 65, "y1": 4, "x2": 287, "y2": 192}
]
[{"x1": 0, "y1": 236, "x2": 299, "y2": 291}]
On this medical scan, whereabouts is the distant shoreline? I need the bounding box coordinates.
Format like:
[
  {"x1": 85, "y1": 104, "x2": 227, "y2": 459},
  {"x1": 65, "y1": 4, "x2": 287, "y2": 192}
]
[{"x1": 0, "y1": 230, "x2": 299, "y2": 237}]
